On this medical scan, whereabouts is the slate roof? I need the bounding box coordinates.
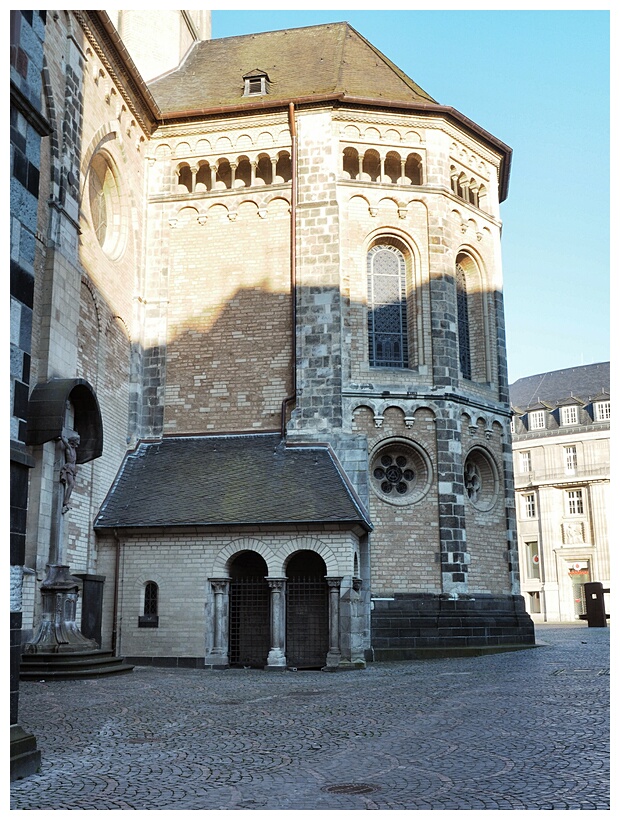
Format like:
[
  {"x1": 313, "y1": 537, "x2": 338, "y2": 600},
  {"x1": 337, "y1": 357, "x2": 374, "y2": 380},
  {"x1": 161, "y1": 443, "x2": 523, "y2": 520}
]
[
  {"x1": 509, "y1": 362, "x2": 610, "y2": 413},
  {"x1": 149, "y1": 22, "x2": 437, "y2": 114},
  {"x1": 94, "y1": 434, "x2": 372, "y2": 531}
]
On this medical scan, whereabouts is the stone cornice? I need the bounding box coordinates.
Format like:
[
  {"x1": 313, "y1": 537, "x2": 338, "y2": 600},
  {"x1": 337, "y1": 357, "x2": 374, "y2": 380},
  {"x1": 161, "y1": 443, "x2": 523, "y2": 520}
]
[{"x1": 75, "y1": 10, "x2": 160, "y2": 134}]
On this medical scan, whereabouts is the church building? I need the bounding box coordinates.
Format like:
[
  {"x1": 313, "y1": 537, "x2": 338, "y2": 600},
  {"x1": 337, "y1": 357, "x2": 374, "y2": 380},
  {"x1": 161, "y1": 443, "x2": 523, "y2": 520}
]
[{"x1": 11, "y1": 9, "x2": 535, "y2": 710}]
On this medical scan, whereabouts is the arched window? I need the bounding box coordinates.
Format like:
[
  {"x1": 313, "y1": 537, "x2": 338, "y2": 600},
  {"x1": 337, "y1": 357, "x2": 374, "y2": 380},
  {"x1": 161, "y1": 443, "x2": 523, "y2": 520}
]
[
  {"x1": 275, "y1": 151, "x2": 292, "y2": 183},
  {"x1": 362, "y1": 150, "x2": 381, "y2": 182},
  {"x1": 139, "y1": 581, "x2": 159, "y2": 627},
  {"x1": 384, "y1": 151, "x2": 401, "y2": 184},
  {"x1": 456, "y1": 253, "x2": 489, "y2": 383},
  {"x1": 405, "y1": 153, "x2": 423, "y2": 186},
  {"x1": 177, "y1": 164, "x2": 192, "y2": 193},
  {"x1": 144, "y1": 582, "x2": 158, "y2": 615},
  {"x1": 342, "y1": 146, "x2": 359, "y2": 180},
  {"x1": 367, "y1": 244, "x2": 409, "y2": 368},
  {"x1": 235, "y1": 156, "x2": 252, "y2": 188},
  {"x1": 88, "y1": 151, "x2": 125, "y2": 258},
  {"x1": 456, "y1": 262, "x2": 471, "y2": 380},
  {"x1": 195, "y1": 162, "x2": 211, "y2": 192}
]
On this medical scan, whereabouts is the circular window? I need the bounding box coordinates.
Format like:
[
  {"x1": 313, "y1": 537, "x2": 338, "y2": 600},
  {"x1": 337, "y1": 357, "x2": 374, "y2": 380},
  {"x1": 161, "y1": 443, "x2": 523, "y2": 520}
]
[
  {"x1": 88, "y1": 152, "x2": 125, "y2": 259},
  {"x1": 463, "y1": 447, "x2": 499, "y2": 511},
  {"x1": 370, "y1": 440, "x2": 432, "y2": 506}
]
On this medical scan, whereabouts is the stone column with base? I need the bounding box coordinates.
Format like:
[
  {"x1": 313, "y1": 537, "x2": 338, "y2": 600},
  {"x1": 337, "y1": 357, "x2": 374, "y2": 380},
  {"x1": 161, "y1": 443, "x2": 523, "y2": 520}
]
[
  {"x1": 265, "y1": 578, "x2": 287, "y2": 670},
  {"x1": 206, "y1": 578, "x2": 230, "y2": 668},
  {"x1": 323, "y1": 577, "x2": 343, "y2": 670}
]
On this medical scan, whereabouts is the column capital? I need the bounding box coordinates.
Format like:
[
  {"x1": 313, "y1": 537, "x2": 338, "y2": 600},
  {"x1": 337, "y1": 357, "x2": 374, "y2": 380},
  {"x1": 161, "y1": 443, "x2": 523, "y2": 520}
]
[{"x1": 209, "y1": 577, "x2": 230, "y2": 593}]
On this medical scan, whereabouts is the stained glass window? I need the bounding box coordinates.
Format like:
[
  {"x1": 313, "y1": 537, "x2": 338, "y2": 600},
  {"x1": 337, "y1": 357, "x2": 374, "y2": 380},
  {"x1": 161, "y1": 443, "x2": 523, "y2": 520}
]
[
  {"x1": 367, "y1": 245, "x2": 408, "y2": 368},
  {"x1": 456, "y1": 263, "x2": 471, "y2": 379}
]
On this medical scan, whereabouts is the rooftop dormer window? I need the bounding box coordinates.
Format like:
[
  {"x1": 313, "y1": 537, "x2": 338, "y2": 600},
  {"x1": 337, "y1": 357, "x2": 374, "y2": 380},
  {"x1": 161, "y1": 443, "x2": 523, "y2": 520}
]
[
  {"x1": 529, "y1": 410, "x2": 546, "y2": 430},
  {"x1": 243, "y1": 69, "x2": 270, "y2": 97},
  {"x1": 560, "y1": 405, "x2": 579, "y2": 426},
  {"x1": 594, "y1": 400, "x2": 610, "y2": 421}
]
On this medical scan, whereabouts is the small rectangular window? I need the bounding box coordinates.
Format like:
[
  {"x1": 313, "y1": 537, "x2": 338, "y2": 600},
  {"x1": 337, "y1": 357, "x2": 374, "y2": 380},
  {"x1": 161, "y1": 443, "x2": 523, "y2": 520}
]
[
  {"x1": 560, "y1": 405, "x2": 578, "y2": 426},
  {"x1": 520, "y1": 450, "x2": 532, "y2": 473},
  {"x1": 594, "y1": 401, "x2": 610, "y2": 421},
  {"x1": 522, "y1": 493, "x2": 537, "y2": 518},
  {"x1": 529, "y1": 410, "x2": 546, "y2": 430},
  {"x1": 525, "y1": 541, "x2": 540, "y2": 579},
  {"x1": 566, "y1": 489, "x2": 584, "y2": 516},
  {"x1": 528, "y1": 591, "x2": 541, "y2": 613},
  {"x1": 564, "y1": 445, "x2": 577, "y2": 473}
]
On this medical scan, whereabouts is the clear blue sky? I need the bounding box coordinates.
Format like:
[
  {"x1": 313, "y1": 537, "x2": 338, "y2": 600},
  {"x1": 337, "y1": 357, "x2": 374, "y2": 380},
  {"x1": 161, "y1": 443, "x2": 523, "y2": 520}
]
[{"x1": 211, "y1": 8, "x2": 610, "y2": 384}]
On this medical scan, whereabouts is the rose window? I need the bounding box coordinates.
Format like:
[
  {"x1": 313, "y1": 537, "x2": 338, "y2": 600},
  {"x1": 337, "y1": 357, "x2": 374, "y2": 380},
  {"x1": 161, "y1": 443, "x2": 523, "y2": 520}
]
[
  {"x1": 373, "y1": 454, "x2": 416, "y2": 495},
  {"x1": 370, "y1": 441, "x2": 432, "y2": 506},
  {"x1": 464, "y1": 460, "x2": 481, "y2": 502},
  {"x1": 463, "y1": 448, "x2": 499, "y2": 511}
]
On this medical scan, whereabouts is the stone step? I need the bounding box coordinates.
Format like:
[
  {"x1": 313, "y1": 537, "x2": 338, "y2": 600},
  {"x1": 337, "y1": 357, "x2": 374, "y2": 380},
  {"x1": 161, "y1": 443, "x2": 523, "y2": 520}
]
[{"x1": 20, "y1": 650, "x2": 134, "y2": 680}]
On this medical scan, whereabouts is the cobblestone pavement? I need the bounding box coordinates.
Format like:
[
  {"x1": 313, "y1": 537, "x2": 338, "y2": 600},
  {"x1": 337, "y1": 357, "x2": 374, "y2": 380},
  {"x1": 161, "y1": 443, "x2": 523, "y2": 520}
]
[{"x1": 11, "y1": 624, "x2": 610, "y2": 810}]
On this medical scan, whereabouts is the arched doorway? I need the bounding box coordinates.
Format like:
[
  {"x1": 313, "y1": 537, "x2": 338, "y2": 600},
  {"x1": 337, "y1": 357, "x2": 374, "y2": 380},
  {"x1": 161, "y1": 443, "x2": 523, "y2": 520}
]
[
  {"x1": 286, "y1": 551, "x2": 329, "y2": 669},
  {"x1": 229, "y1": 551, "x2": 270, "y2": 667}
]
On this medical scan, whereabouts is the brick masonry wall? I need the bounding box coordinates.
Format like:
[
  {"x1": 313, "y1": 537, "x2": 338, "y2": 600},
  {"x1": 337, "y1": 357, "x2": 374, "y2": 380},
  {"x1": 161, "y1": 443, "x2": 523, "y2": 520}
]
[
  {"x1": 461, "y1": 417, "x2": 513, "y2": 595},
  {"x1": 163, "y1": 200, "x2": 292, "y2": 433},
  {"x1": 292, "y1": 109, "x2": 343, "y2": 433},
  {"x1": 352, "y1": 406, "x2": 441, "y2": 595}
]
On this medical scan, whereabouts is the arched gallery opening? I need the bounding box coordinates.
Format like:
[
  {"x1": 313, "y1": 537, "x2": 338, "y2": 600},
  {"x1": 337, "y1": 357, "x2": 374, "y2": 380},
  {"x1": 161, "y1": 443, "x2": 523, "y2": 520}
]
[
  {"x1": 285, "y1": 551, "x2": 329, "y2": 669},
  {"x1": 228, "y1": 551, "x2": 270, "y2": 668}
]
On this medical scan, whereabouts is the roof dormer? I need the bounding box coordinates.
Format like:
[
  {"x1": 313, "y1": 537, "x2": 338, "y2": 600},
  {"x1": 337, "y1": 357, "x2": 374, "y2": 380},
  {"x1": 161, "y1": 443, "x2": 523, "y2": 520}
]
[{"x1": 243, "y1": 69, "x2": 270, "y2": 97}]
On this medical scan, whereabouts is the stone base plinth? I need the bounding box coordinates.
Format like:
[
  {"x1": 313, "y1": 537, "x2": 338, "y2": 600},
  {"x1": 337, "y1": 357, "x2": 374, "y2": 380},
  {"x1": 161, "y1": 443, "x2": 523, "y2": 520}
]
[
  {"x1": 371, "y1": 593, "x2": 536, "y2": 660},
  {"x1": 23, "y1": 565, "x2": 98, "y2": 654}
]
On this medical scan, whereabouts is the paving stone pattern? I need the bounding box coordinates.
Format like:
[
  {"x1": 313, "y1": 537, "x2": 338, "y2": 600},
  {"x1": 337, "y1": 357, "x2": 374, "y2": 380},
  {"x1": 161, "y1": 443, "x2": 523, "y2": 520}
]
[{"x1": 11, "y1": 624, "x2": 609, "y2": 810}]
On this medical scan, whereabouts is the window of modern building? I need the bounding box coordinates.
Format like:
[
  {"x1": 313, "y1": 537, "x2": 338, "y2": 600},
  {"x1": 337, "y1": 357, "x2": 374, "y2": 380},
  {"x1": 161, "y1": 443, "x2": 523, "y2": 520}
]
[
  {"x1": 560, "y1": 405, "x2": 579, "y2": 426},
  {"x1": 564, "y1": 445, "x2": 577, "y2": 473},
  {"x1": 525, "y1": 540, "x2": 540, "y2": 579},
  {"x1": 529, "y1": 410, "x2": 546, "y2": 430},
  {"x1": 520, "y1": 450, "x2": 532, "y2": 473},
  {"x1": 522, "y1": 492, "x2": 537, "y2": 519},
  {"x1": 594, "y1": 401, "x2": 610, "y2": 421},
  {"x1": 367, "y1": 243, "x2": 409, "y2": 368},
  {"x1": 566, "y1": 489, "x2": 584, "y2": 516},
  {"x1": 528, "y1": 591, "x2": 542, "y2": 614}
]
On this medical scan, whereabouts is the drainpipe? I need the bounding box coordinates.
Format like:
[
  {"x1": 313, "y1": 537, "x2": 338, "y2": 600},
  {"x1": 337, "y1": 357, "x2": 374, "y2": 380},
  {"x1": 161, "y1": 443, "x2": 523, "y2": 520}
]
[
  {"x1": 112, "y1": 529, "x2": 120, "y2": 654},
  {"x1": 281, "y1": 101, "x2": 297, "y2": 437}
]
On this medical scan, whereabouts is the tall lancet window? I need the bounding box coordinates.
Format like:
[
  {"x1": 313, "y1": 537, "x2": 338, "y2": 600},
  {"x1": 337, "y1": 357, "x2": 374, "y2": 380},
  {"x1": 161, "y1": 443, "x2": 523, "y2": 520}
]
[
  {"x1": 367, "y1": 244, "x2": 408, "y2": 368},
  {"x1": 456, "y1": 262, "x2": 472, "y2": 380}
]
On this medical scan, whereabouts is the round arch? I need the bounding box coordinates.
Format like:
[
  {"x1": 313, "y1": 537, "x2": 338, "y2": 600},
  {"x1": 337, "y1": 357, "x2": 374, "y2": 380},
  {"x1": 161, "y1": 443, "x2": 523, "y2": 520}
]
[
  {"x1": 278, "y1": 536, "x2": 341, "y2": 576},
  {"x1": 211, "y1": 537, "x2": 277, "y2": 577}
]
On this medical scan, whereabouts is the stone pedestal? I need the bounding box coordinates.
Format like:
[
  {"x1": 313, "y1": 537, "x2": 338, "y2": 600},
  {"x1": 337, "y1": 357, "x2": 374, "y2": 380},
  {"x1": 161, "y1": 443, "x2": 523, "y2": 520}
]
[{"x1": 23, "y1": 565, "x2": 98, "y2": 654}]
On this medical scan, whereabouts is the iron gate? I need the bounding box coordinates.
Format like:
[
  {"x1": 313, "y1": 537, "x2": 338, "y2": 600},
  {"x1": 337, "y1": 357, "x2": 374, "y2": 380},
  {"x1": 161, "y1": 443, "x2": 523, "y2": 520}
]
[
  {"x1": 229, "y1": 575, "x2": 270, "y2": 668},
  {"x1": 286, "y1": 575, "x2": 329, "y2": 669}
]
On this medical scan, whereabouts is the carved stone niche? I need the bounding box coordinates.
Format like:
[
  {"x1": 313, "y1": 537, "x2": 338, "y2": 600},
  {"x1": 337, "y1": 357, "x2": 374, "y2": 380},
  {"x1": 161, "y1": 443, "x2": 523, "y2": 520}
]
[{"x1": 562, "y1": 521, "x2": 585, "y2": 545}]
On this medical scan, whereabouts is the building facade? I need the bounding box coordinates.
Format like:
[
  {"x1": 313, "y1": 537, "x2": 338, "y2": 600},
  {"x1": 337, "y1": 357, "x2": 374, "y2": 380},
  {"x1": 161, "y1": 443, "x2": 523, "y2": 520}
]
[
  {"x1": 12, "y1": 10, "x2": 534, "y2": 707},
  {"x1": 10, "y1": 8, "x2": 49, "y2": 778},
  {"x1": 510, "y1": 363, "x2": 610, "y2": 622}
]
